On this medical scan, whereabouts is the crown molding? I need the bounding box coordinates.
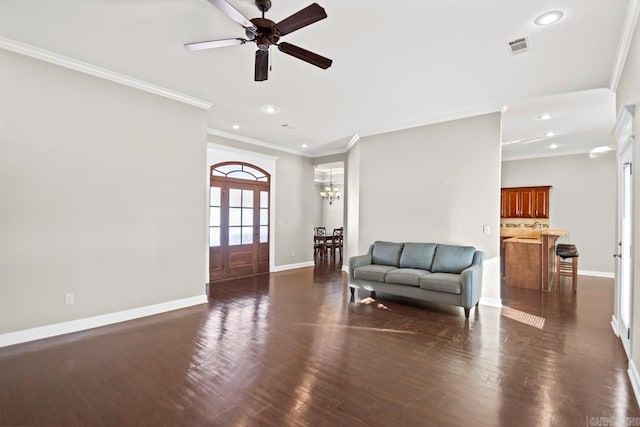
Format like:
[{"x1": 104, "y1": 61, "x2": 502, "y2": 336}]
[
  {"x1": 0, "y1": 35, "x2": 212, "y2": 110},
  {"x1": 206, "y1": 127, "x2": 309, "y2": 157},
  {"x1": 502, "y1": 148, "x2": 605, "y2": 162},
  {"x1": 610, "y1": 0, "x2": 640, "y2": 91},
  {"x1": 346, "y1": 133, "x2": 360, "y2": 151},
  {"x1": 358, "y1": 104, "x2": 503, "y2": 139}
]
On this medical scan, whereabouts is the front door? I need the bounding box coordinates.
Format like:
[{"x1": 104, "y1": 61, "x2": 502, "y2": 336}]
[{"x1": 209, "y1": 162, "x2": 270, "y2": 282}]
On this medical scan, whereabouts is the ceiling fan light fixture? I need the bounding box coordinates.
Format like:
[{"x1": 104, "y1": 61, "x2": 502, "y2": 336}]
[{"x1": 534, "y1": 11, "x2": 564, "y2": 26}]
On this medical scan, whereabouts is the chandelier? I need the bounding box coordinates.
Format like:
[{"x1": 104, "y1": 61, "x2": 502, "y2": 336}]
[{"x1": 320, "y1": 170, "x2": 341, "y2": 205}]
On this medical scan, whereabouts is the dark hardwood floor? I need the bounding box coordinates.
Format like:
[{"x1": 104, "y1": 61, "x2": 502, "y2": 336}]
[{"x1": 0, "y1": 263, "x2": 637, "y2": 426}]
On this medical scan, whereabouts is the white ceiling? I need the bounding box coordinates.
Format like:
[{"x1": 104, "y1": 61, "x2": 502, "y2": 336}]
[
  {"x1": 0, "y1": 0, "x2": 632, "y2": 157},
  {"x1": 501, "y1": 88, "x2": 617, "y2": 160}
]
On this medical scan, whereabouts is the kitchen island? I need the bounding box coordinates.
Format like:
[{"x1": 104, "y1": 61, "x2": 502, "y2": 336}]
[{"x1": 501, "y1": 228, "x2": 569, "y2": 291}]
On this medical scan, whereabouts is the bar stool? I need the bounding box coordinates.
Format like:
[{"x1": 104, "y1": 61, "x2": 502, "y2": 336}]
[{"x1": 556, "y1": 243, "x2": 579, "y2": 293}]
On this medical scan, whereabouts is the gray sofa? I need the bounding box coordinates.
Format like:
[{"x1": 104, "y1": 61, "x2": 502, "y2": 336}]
[{"x1": 348, "y1": 241, "x2": 484, "y2": 318}]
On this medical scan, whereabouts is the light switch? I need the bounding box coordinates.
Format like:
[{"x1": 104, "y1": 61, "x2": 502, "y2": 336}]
[{"x1": 483, "y1": 225, "x2": 490, "y2": 234}]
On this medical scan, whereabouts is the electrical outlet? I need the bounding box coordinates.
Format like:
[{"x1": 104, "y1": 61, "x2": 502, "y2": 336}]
[
  {"x1": 65, "y1": 293, "x2": 74, "y2": 305},
  {"x1": 483, "y1": 225, "x2": 491, "y2": 234},
  {"x1": 291, "y1": 250, "x2": 296, "y2": 257}
]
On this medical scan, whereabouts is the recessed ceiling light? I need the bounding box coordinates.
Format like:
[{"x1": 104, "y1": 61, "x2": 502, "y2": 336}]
[
  {"x1": 537, "y1": 113, "x2": 553, "y2": 120},
  {"x1": 590, "y1": 146, "x2": 613, "y2": 154},
  {"x1": 262, "y1": 105, "x2": 279, "y2": 114},
  {"x1": 534, "y1": 11, "x2": 564, "y2": 26},
  {"x1": 549, "y1": 143, "x2": 558, "y2": 149},
  {"x1": 231, "y1": 124, "x2": 240, "y2": 130},
  {"x1": 544, "y1": 131, "x2": 555, "y2": 137},
  {"x1": 301, "y1": 144, "x2": 308, "y2": 148}
]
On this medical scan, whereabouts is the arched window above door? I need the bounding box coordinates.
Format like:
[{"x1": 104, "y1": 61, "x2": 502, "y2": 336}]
[{"x1": 211, "y1": 162, "x2": 270, "y2": 183}]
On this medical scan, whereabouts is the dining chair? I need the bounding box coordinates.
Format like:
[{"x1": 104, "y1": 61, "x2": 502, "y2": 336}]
[
  {"x1": 330, "y1": 227, "x2": 344, "y2": 259},
  {"x1": 313, "y1": 227, "x2": 327, "y2": 260}
]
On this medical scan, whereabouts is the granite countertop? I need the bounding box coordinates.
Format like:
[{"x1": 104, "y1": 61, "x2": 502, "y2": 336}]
[
  {"x1": 541, "y1": 229, "x2": 569, "y2": 236},
  {"x1": 504, "y1": 237, "x2": 542, "y2": 244},
  {"x1": 500, "y1": 228, "x2": 569, "y2": 238}
]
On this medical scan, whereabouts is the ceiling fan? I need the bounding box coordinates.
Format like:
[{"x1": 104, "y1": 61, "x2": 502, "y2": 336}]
[{"x1": 185, "y1": 0, "x2": 333, "y2": 81}]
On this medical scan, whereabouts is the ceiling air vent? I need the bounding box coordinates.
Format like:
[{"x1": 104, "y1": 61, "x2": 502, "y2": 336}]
[{"x1": 507, "y1": 36, "x2": 530, "y2": 55}]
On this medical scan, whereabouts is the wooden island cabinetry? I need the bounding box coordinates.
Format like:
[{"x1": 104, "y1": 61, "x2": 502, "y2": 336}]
[
  {"x1": 501, "y1": 229, "x2": 568, "y2": 291},
  {"x1": 501, "y1": 186, "x2": 550, "y2": 218}
]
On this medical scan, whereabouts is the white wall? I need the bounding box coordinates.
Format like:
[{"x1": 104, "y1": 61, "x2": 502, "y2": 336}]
[
  {"x1": 321, "y1": 196, "x2": 344, "y2": 232},
  {"x1": 354, "y1": 113, "x2": 502, "y2": 302},
  {"x1": 313, "y1": 183, "x2": 324, "y2": 228},
  {"x1": 0, "y1": 49, "x2": 208, "y2": 334},
  {"x1": 346, "y1": 143, "x2": 361, "y2": 262},
  {"x1": 616, "y1": 9, "x2": 640, "y2": 376},
  {"x1": 502, "y1": 152, "x2": 617, "y2": 273}
]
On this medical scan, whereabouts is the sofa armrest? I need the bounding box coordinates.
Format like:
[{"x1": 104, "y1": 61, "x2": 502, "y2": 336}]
[
  {"x1": 460, "y1": 251, "x2": 484, "y2": 308},
  {"x1": 348, "y1": 253, "x2": 372, "y2": 278}
]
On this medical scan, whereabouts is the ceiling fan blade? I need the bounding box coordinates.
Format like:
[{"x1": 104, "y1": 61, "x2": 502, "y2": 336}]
[
  {"x1": 274, "y1": 3, "x2": 327, "y2": 36},
  {"x1": 278, "y1": 42, "x2": 332, "y2": 69},
  {"x1": 184, "y1": 38, "x2": 248, "y2": 51},
  {"x1": 206, "y1": 0, "x2": 257, "y2": 36},
  {"x1": 255, "y1": 50, "x2": 269, "y2": 81}
]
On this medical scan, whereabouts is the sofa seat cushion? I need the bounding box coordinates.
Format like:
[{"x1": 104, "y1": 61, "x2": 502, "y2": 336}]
[
  {"x1": 431, "y1": 244, "x2": 476, "y2": 274},
  {"x1": 385, "y1": 268, "x2": 430, "y2": 287},
  {"x1": 399, "y1": 243, "x2": 437, "y2": 270},
  {"x1": 419, "y1": 273, "x2": 462, "y2": 295},
  {"x1": 354, "y1": 265, "x2": 398, "y2": 282},
  {"x1": 372, "y1": 241, "x2": 404, "y2": 267}
]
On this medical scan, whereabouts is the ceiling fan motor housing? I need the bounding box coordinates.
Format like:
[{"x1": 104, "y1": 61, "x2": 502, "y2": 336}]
[{"x1": 250, "y1": 17, "x2": 280, "y2": 49}]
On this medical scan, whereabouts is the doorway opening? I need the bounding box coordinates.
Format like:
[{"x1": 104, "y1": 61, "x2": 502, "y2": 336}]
[
  {"x1": 313, "y1": 162, "x2": 345, "y2": 266},
  {"x1": 209, "y1": 162, "x2": 270, "y2": 283}
]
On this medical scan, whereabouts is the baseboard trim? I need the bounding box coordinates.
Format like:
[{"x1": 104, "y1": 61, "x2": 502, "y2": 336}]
[
  {"x1": 271, "y1": 261, "x2": 315, "y2": 272},
  {"x1": 479, "y1": 297, "x2": 503, "y2": 308},
  {"x1": 612, "y1": 315, "x2": 620, "y2": 337},
  {"x1": 578, "y1": 270, "x2": 615, "y2": 278},
  {"x1": 0, "y1": 294, "x2": 208, "y2": 348},
  {"x1": 629, "y1": 359, "x2": 640, "y2": 408}
]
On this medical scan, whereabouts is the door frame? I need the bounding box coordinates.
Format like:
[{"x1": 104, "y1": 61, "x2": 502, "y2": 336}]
[
  {"x1": 209, "y1": 162, "x2": 271, "y2": 283},
  {"x1": 613, "y1": 105, "x2": 635, "y2": 358},
  {"x1": 617, "y1": 141, "x2": 634, "y2": 357},
  {"x1": 206, "y1": 144, "x2": 277, "y2": 279}
]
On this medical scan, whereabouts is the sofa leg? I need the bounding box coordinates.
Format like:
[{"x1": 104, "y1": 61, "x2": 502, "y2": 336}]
[
  {"x1": 350, "y1": 287, "x2": 355, "y2": 297},
  {"x1": 370, "y1": 291, "x2": 376, "y2": 298},
  {"x1": 464, "y1": 307, "x2": 470, "y2": 318},
  {"x1": 475, "y1": 301, "x2": 479, "y2": 308}
]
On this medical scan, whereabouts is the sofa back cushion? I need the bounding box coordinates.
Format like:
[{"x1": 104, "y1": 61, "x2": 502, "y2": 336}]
[
  {"x1": 372, "y1": 241, "x2": 404, "y2": 267},
  {"x1": 431, "y1": 244, "x2": 476, "y2": 274},
  {"x1": 399, "y1": 243, "x2": 437, "y2": 270}
]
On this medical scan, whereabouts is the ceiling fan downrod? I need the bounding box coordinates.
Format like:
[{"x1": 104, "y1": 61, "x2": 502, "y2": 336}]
[{"x1": 255, "y1": 0, "x2": 271, "y2": 17}]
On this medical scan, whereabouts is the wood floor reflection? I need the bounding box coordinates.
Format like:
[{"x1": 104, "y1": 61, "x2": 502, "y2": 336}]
[{"x1": 0, "y1": 267, "x2": 637, "y2": 426}]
